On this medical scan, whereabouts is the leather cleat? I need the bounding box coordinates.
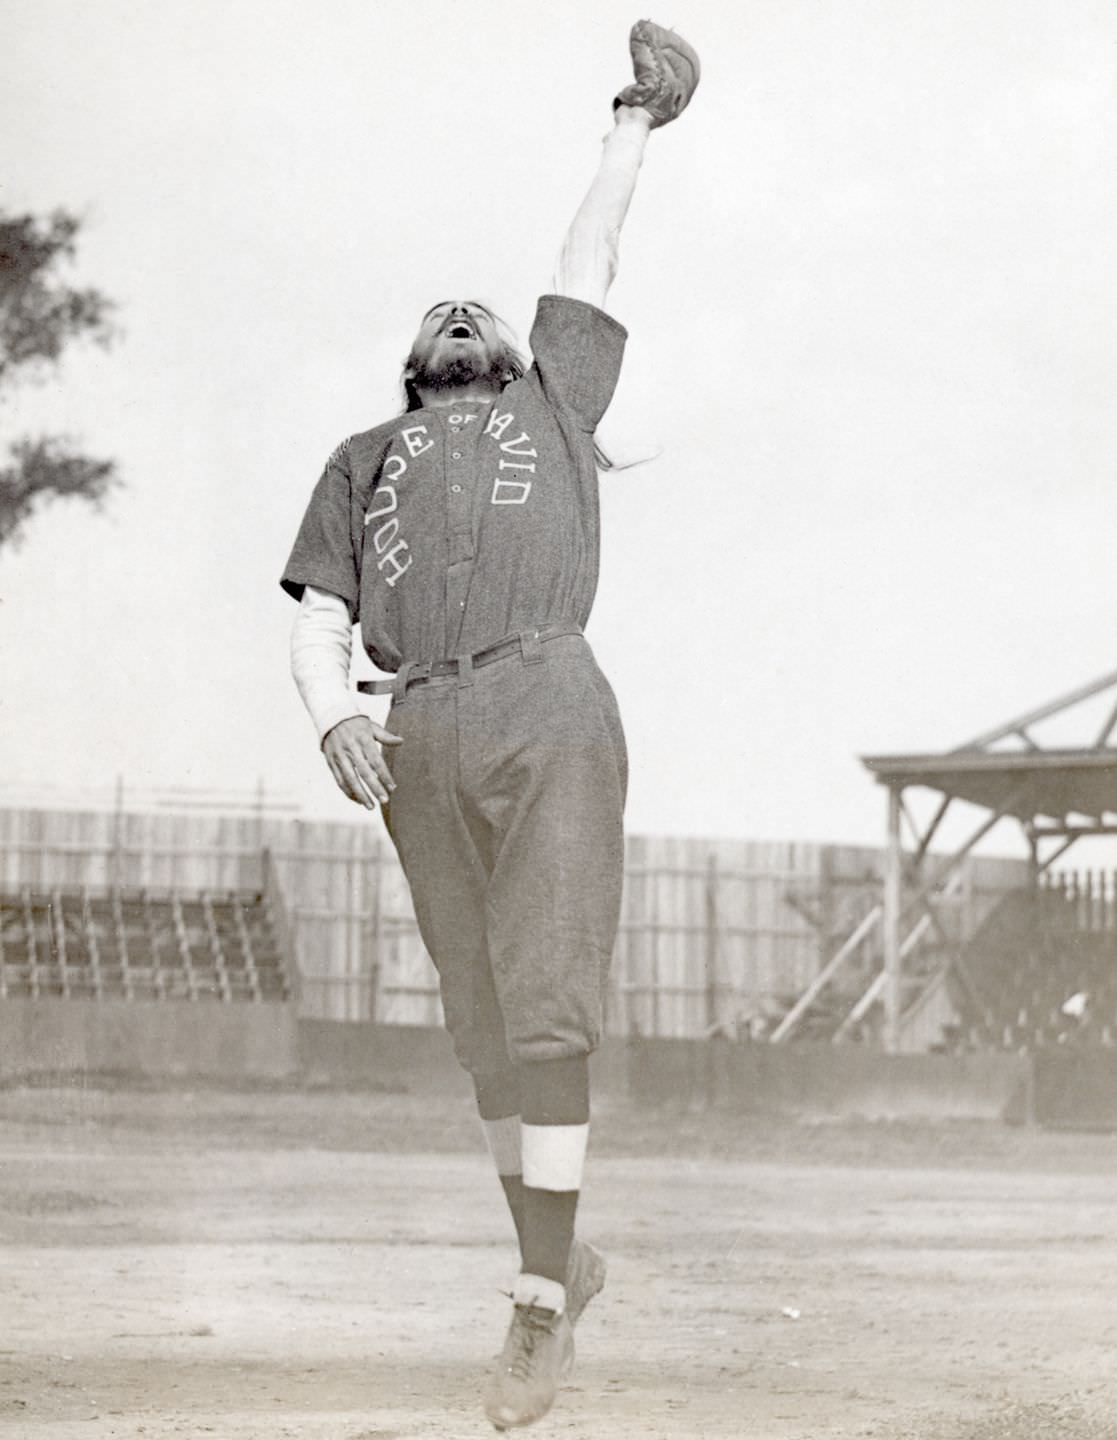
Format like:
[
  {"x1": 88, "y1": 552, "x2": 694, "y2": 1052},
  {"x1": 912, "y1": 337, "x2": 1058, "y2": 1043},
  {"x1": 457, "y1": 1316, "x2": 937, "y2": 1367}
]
[
  {"x1": 484, "y1": 1303, "x2": 574, "y2": 1431},
  {"x1": 565, "y1": 1238, "x2": 607, "y2": 1327}
]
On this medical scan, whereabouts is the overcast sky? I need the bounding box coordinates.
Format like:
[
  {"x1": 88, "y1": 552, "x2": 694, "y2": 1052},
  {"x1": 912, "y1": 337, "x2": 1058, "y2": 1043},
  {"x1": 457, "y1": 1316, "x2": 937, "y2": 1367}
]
[{"x1": 2, "y1": 0, "x2": 1115, "y2": 852}]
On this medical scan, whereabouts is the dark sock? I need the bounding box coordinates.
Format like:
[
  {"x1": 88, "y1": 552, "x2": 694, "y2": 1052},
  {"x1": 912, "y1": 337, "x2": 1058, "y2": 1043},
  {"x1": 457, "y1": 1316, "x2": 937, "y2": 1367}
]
[
  {"x1": 520, "y1": 1188, "x2": 579, "y2": 1286},
  {"x1": 473, "y1": 1067, "x2": 526, "y2": 1254},
  {"x1": 473, "y1": 1067, "x2": 521, "y2": 1121},
  {"x1": 518, "y1": 1054, "x2": 589, "y2": 1125},
  {"x1": 518, "y1": 1055, "x2": 590, "y2": 1291},
  {"x1": 499, "y1": 1172, "x2": 528, "y2": 1259}
]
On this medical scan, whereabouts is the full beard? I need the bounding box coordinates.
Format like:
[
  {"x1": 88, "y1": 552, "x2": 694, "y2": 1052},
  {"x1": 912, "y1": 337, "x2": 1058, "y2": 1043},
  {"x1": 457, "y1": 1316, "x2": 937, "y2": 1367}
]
[{"x1": 407, "y1": 345, "x2": 512, "y2": 394}]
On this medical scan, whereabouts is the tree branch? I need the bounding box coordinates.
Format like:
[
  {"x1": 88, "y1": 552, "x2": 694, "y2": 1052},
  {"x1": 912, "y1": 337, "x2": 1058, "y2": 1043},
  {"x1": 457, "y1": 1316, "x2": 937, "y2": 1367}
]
[{"x1": 0, "y1": 436, "x2": 118, "y2": 550}]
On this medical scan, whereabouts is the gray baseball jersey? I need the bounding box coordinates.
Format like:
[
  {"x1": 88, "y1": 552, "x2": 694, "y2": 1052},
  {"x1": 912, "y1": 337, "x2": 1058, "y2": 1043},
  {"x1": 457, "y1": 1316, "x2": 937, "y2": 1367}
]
[
  {"x1": 281, "y1": 295, "x2": 629, "y2": 1075},
  {"x1": 281, "y1": 296, "x2": 626, "y2": 671}
]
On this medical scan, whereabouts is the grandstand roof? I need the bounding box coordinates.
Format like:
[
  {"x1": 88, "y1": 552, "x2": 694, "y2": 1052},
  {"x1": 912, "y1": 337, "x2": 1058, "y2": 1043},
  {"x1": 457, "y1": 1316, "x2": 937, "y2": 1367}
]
[
  {"x1": 820, "y1": 668, "x2": 1117, "y2": 1055},
  {"x1": 859, "y1": 748, "x2": 1117, "y2": 823},
  {"x1": 861, "y1": 667, "x2": 1117, "y2": 830}
]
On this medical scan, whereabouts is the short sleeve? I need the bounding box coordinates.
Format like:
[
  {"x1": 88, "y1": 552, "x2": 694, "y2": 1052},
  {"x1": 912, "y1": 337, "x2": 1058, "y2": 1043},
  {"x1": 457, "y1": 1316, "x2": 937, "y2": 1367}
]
[
  {"x1": 279, "y1": 449, "x2": 360, "y2": 622},
  {"x1": 528, "y1": 294, "x2": 627, "y2": 432}
]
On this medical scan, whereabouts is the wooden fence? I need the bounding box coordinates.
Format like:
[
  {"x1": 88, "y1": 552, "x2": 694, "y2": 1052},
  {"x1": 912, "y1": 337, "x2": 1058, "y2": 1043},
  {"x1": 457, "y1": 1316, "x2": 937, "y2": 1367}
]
[
  {"x1": 0, "y1": 805, "x2": 1030, "y2": 1039},
  {"x1": 1039, "y1": 870, "x2": 1117, "y2": 934}
]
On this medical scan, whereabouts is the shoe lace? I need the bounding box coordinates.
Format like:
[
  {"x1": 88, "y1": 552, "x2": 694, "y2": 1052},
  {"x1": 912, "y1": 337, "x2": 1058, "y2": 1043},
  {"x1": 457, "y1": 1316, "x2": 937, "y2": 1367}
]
[{"x1": 507, "y1": 1306, "x2": 554, "y2": 1382}]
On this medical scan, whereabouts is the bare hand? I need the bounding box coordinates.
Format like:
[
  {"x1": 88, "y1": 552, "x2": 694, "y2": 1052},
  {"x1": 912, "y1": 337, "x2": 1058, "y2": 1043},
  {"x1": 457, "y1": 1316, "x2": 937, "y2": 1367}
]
[{"x1": 321, "y1": 716, "x2": 402, "y2": 809}]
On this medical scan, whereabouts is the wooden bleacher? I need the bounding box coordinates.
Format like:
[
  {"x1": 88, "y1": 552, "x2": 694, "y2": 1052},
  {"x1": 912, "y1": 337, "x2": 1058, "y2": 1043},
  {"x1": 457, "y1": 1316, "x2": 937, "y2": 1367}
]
[
  {"x1": 946, "y1": 880, "x2": 1117, "y2": 1050},
  {"x1": 0, "y1": 886, "x2": 291, "y2": 1003}
]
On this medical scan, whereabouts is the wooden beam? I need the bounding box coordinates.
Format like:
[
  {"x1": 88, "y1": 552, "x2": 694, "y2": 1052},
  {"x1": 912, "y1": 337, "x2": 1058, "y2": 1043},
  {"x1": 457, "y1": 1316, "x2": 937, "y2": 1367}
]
[
  {"x1": 704, "y1": 853, "x2": 720, "y2": 1033},
  {"x1": 899, "y1": 852, "x2": 957, "y2": 951},
  {"x1": 833, "y1": 907, "x2": 937, "y2": 1041},
  {"x1": 898, "y1": 792, "x2": 923, "y2": 850},
  {"x1": 1036, "y1": 834, "x2": 1081, "y2": 872},
  {"x1": 900, "y1": 788, "x2": 1028, "y2": 922},
  {"x1": 1095, "y1": 694, "x2": 1117, "y2": 748},
  {"x1": 769, "y1": 904, "x2": 882, "y2": 1044},
  {"x1": 955, "y1": 669, "x2": 1117, "y2": 753},
  {"x1": 836, "y1": 970, "x2": 885, "y2": 1037},
  {"x1": 1031, "y1": 825, "x2": 1117, "y2": 839},
  {"x1": 883, "y1": 787, "x2": 904, "y2": 1054},
  {"x1": 913, "y1": 793, "x2": 952, "y2": 865},
  {"x1": 778, "y1": 780, "x2": 1000, "y2": 1051}
]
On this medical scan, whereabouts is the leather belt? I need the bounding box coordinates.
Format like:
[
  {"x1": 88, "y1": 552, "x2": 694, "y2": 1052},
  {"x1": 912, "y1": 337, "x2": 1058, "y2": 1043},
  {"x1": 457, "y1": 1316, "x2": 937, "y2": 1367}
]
[{"x1": 357, "y1": 622, "x2": 584, "y2": 698}]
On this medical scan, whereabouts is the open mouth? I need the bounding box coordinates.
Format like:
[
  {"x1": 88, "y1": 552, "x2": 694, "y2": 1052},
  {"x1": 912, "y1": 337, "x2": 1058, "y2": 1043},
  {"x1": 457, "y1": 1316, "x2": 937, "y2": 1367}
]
[{"x1": 444, "y1": 321, "x2": 477, "y2": 341}]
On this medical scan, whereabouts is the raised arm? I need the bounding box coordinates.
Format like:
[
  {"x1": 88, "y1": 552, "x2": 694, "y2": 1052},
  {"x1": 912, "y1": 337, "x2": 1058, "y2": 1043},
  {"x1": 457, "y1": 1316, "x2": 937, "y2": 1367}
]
[
  {"x1": 553, "y1": 108, "x2": 651, "y2": 311},
  {"x1": 554, "y1": 21, "x2": 700, "y2": 310}
]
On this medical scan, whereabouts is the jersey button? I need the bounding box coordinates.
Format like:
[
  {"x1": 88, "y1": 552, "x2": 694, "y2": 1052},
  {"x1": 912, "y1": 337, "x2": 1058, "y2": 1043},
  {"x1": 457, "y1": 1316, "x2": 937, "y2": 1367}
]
[
  {"x1": 451, "y1": 450, "x2": 462, "y2": 459},
  {"x1": 450, "y1": 484, "x2": 462, "y2": 493}
]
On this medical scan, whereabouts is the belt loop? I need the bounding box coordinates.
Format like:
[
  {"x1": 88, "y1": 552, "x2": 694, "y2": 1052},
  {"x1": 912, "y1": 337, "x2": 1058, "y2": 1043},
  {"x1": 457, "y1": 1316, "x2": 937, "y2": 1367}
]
[
  {"x1": 519, "y1": 629, "x2": 544, "y2": 666},
  {"x1": 392, "y1": 661, "x2": 415, "y2": 704},
  {"x1": 457, "y1": 653, "x2": 474, "y2": 688}
]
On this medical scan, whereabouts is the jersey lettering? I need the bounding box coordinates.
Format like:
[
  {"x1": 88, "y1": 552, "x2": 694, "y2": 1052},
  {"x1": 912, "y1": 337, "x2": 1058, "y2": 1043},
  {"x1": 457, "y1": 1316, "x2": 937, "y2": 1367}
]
[
  {"x1": 484, "y1": 406, "x2": 538, "y2": 504},
  {"x1": 377, "y1": 538, "x2": 413, "y2": 586},
  {"x1": 401, "y1": 424, "x2": 434, "y2": 458},
  {"x1": 372, "y1": 518, "x2": 399, "y2": 553},
  {"x1": 491, "y1": 476, "x2": 533, "y2": 504},
  {"x1": 484, "y1": 410, "x2": 516, "y2": 441},
  {"x1": 364, "y1": 482, "x2": 413, "y2": 587},
  {"x1": 365, "y1": 484, "x2": 398, "y2": 526},
  {"x1": 499, "y1": 432, "x2": 537, "y2": 459}
]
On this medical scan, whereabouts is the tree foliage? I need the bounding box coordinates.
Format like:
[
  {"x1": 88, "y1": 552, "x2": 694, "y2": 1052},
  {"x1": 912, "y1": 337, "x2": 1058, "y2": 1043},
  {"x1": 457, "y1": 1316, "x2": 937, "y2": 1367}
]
[{"x1": 0, "y1": 209, "x2": 118, "y2": 550}]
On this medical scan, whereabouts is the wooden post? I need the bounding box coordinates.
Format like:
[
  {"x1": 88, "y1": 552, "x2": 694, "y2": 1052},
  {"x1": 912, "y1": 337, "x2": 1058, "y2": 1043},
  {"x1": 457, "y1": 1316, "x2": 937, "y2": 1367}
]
[
  {"x1": 254, "y1": 775, "x2": 266, "y2": 890},
  {"x1": 369, "y1": 840, "x2": 383, "y2": 1023},
  {"x1": 819, "y1": 846, "x2": 834, "y2": 982},
  {"x1": 704, "y1": 852, "x2": 720, "y2": 1032},
  {"x1": 348, "y1": 825, "x2": 363, "y2": 1021},
  {"x1": 291, "y1": 822, "x2": 304, "y2": 1012},
  {"x1": 882, "y1": 786, "x2": 903, "y2": 1054},
  {"x1": 650, "y1": 868, "x2": 661, "y2": 1038},
  {"x1": 111, "y1": 774, "x2": 125, "y2": 889},
  {"x1": 613, "y1": 844, "x2": 631, "y2": 1037}
]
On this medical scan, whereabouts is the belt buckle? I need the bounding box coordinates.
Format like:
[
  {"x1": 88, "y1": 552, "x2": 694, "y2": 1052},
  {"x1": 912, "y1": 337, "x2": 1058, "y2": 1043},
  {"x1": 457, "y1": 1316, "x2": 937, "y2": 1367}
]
[{"x1": 410, "y1": 661, "x2": 432, "y2": 687}]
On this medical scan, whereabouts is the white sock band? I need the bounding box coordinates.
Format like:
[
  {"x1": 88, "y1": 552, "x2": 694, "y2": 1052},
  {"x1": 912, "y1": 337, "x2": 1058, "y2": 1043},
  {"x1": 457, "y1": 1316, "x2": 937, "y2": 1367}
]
[
  {"x1": 521, "y1": 1123, "x2": 589, "y2": 1193},
  {"x1": 513, "y1": 1272, "x2": 567, "y2": 1315},
  {"x1": 482, "y1": 1115, "x2": 522, "y2": 1177}
]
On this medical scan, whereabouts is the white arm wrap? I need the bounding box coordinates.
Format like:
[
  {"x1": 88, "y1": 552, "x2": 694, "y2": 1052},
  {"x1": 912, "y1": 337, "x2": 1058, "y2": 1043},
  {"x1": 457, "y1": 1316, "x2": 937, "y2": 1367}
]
[{"x1": 290, "y1": 585, "x2": 364, "y2": 744}]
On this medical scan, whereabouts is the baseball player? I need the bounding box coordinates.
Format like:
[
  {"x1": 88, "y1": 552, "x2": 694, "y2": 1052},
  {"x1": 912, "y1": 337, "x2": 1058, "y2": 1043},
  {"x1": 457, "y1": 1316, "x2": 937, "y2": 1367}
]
[{"x1": 281, "y1": 23, "x2": 699, "y2": 1430}]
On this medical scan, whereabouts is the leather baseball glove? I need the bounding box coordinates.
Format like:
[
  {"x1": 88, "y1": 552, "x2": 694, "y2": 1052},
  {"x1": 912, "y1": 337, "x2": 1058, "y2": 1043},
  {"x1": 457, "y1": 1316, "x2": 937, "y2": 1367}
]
[{"x1": 613, "y1": 19, "x2": 701, "y2": 128}]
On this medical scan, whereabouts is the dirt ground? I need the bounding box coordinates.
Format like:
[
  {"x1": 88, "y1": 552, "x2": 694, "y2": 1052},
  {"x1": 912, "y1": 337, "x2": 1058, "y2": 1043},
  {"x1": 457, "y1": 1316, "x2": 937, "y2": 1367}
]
[{"x1": 2, "y1": 1080, "x2": 1117, "y2": 1440}]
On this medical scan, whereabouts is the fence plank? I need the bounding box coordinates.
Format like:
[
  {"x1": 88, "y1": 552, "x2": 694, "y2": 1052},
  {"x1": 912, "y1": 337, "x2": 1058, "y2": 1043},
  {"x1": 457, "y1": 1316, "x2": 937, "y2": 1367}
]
[{"x1": 0, "y1": 805, "x2": 1033, "y2": 1040}]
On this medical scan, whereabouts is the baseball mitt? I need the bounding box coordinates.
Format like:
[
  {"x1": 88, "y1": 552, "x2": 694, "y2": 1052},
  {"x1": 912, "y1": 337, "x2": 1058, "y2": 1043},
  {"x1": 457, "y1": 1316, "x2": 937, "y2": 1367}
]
[{"x1": 613, "y1": 19, "x2": 700, "y2": 128}]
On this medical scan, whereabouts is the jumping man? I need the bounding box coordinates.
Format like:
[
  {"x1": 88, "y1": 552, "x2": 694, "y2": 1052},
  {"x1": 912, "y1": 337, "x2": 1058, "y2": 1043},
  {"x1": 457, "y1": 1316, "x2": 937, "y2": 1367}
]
[{"x1": 280, "y1": 21, "x2": 699, "y2": 1430}]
